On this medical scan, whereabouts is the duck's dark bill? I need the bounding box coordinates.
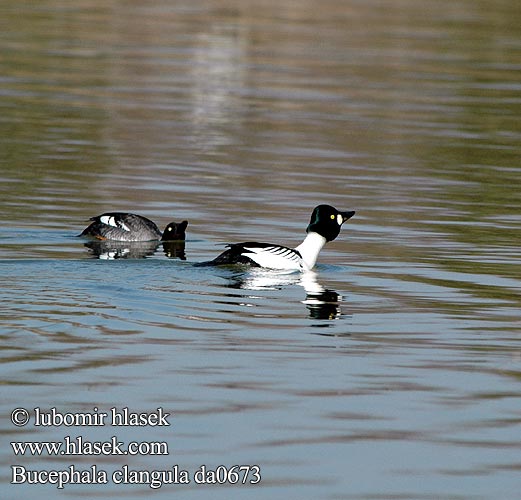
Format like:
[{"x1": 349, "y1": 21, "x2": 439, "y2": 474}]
[{"x1": 341, "y1": 211, "x2": 356, "y2": 222}]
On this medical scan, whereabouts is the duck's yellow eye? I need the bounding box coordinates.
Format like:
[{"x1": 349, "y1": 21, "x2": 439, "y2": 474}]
[{"x1": 330, "y1": 214, "x2": 336, "y2": 219}]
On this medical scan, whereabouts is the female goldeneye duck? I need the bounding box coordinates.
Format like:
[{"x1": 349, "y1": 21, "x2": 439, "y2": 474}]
[
  {"x1": 196, "y1": 204, "x2": 355, "y2": 271},
  {"x1": 79, "y1": 213, "x2": 188, "y2": 242}
]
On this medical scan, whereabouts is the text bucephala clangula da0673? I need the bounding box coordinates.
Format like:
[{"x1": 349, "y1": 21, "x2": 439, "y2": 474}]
[
  {"x1": 196, "y1": 204, "x2": 355, "y2": 271},
  {"x1": 79, "y1": 213, "x2": 188, "y2": 242}
]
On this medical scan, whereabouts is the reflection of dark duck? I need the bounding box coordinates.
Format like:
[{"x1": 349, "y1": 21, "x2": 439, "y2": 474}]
[
  {"x1": 83, "y1": 239, "x2": 187, "y2": 260},
  {"x1": 84, "y1": 240, "x2": 159, "y2": 259},
  {"x1": 161, "y1": 240, "x2": 186, "y2": 260},
  {"x1": 79, "y1": 213, "x2": 188, "y2": 242},
  {"x1": 196, "y1": 205, "x2": 355, "y2": 271}
]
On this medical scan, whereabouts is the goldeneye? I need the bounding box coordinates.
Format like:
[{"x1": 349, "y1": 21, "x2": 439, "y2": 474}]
[
  {"x1": 196, "y1": 204, "x2": 355, "y2": 270},
  {"x1": 79, "y1": 213, "x2": 188, "y2": 242}
]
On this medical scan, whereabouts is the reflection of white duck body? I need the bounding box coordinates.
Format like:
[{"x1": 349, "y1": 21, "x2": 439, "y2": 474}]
[
  {"x1": 300, "y1": 271, "x2": 342, "y2": 315},
  {"x1": 235, "y1": 269, "x2": 341, "y2": 301},
  {"x1": 235, "y1": 269, "x2": 343, "y2": 320},
  {"x1": 235, "y1": 269, "x2": 308, "y2": 291}
]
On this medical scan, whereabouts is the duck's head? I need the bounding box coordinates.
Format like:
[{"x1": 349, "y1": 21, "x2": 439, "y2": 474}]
[
  {"x1": 306, "y1": 205, "x2": 355, "y2": 242},
  {"x1": 161, "y1": 220, "x2": 188, "y2": 241}
]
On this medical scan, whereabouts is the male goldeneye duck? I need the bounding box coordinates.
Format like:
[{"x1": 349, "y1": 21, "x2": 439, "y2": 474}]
[
  {"x1": 196, "y1": 204, "x2": 355, "y2": 271},
  {"x1": 79, "y1": 213, "x2": 188, "y2": 242}
]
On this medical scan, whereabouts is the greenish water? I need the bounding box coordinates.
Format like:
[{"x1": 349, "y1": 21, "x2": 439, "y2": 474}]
[{"x1": 1, "y1": 1, "x2": 520, "y2": 499}]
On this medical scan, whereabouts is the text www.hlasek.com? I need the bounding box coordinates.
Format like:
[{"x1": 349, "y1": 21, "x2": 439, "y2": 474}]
[{"x1": 11, "y1": 436, "x2": 168, "y2": 456}]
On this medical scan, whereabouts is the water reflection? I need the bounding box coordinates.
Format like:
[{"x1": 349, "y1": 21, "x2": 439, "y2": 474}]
[
  {"x1": 227, "y1": 269, "x2": 344, "y2": 321},
  {"x1": 83, "y1": 240, "x2": 186, "y2": 260},
  {"x1": 161, "y1": 241, "x2": 187, "y2": 260},
  {"x1": 300, "y1": 272, "x2": 343, "y2": 321}
]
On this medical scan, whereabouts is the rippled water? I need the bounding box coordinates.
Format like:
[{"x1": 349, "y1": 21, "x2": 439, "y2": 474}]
[{"x1": 1, "y1": 1, "x2": 521, "y2": 499}]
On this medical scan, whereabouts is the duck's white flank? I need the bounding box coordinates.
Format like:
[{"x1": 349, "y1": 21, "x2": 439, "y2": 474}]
[
  {"x1": 294, "y1": 231, "x2": 327, "y2": 270},
  {"x1": 241, "y1": 245, "x2": 302, "y2": 270}
]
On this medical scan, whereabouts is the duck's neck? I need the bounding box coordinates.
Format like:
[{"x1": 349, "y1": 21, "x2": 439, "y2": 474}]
[{"x1": 294, "y1": 232, "x2": 327, "y2": 270}]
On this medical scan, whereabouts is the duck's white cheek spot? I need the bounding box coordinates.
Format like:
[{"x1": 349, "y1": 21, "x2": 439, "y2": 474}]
[{"x1": 337, "y1": 214, "x2": 343, "y2": 225}]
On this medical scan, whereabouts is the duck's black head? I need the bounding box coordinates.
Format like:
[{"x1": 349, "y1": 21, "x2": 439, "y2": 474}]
[
  {"x1": 306, "y1": 205, "x2": 355, "y2": 242},
  {"x1": 161, "y1": 220, "x2": 188, "y2": 241}
]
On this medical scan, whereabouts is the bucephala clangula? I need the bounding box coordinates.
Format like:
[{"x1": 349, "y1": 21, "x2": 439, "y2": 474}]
[
  {"x1": 196, "y1": 204, "x2": 355, "y2": 270},
  {"x1": 79, "y1": 213, "x2": 188, "y2": 242}
]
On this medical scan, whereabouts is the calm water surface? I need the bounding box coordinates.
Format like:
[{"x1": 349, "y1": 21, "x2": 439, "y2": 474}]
[{"x1": 1, "y1": 1, "x2": 520, "y2": 499}]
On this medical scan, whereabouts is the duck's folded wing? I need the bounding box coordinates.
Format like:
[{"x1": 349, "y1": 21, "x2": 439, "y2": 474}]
[{"x1": 96, "y1": 213, "x2": 132, "y2": 232}]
